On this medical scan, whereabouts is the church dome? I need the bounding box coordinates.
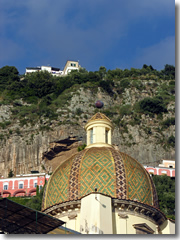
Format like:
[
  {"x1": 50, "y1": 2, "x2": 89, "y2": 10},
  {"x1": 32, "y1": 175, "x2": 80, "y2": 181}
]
[{"x1": 42, "y1": 147, "x2": 159, "y2": 211}]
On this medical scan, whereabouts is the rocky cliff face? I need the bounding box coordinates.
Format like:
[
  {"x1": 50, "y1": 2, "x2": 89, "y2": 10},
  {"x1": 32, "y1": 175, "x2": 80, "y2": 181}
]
[{"x1": 0, "y1": 82, "x2": 175, "y2": 178}]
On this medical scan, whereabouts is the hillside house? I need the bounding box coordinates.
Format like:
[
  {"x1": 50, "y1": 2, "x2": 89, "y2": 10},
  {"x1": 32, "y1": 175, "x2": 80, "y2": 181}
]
[{"x1": 25, "y1": 60, "x2": 80, "y2": 76}]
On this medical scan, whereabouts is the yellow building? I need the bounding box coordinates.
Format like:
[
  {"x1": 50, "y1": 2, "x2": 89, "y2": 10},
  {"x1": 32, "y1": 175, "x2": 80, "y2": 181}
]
[{"x1": 42, "y1": 112, "x2": 175, "y2": 234}]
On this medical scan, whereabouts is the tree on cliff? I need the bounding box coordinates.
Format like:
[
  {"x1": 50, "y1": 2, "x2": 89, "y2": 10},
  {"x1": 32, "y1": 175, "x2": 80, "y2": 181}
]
[
  {"x1": 8, "y1": 169, "x2": 14, "y2": 178},
  {"x1": 0, "y1": 66, "x2": 19, "y2": 92}
]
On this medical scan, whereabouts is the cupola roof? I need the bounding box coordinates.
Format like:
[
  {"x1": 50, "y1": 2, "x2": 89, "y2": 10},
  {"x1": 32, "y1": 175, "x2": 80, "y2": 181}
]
[
  {"x1": 88, "y1": 112, "x2": 111, "y2": 123},
  {"x1": 42, "y1": 147, "x2": 159, "y2": 212}
]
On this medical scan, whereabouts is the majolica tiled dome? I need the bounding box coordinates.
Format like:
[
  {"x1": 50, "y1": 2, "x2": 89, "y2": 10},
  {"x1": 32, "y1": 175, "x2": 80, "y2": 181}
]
[{"x1": 42, "y1": 147, "x2": 159, "y2": 211}]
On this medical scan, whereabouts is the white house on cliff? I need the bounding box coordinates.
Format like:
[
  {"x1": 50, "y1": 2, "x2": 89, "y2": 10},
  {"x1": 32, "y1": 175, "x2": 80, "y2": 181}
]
[{"x1": 25, "y1": 60, "x2": 80, "y2": 76}]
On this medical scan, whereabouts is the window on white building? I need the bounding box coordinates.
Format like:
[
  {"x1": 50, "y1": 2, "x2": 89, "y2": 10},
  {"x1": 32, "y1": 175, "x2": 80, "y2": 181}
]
[{"x1": 34, "y1": 181, "x2": 37, "y2": 188}]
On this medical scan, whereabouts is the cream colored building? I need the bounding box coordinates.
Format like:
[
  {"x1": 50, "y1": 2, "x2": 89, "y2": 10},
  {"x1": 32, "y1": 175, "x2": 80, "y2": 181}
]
[
  {"x1": 42, "y1": 112, "x2": 175, "y2": 234},
  {"x1": 159, "y1": 159, "x2": 175, "y2": 169},
  {"x1": 63, "y1": 60, "x2": 80, "y2": 75}
]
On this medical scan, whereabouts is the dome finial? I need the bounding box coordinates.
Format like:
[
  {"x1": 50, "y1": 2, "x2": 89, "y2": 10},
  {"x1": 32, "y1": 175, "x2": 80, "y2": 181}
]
[{"x1": 95, "y1": 100, "x2": 104, "y2": 109}]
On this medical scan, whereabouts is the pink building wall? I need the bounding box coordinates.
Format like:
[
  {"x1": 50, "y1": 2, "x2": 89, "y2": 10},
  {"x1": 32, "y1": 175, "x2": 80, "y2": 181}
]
[{"x1": 0, "y1": 173, "x2": 50, "y2": 198}]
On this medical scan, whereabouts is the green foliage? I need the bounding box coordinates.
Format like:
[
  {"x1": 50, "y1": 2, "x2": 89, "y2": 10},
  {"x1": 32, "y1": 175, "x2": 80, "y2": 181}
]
[
  {"x1": 0, "y1": 64, "x2": 175, "y2": 105},
  {"x1": 39, "y1": 125, "x2": 52, "y2": 132},
  {"x1": 161, "y1": 64, "x2": 175, "y2": 79},
  {"x1": 15, "y1": 128, "x2": 21, "y2": 135},
  {"x1": 169, "y1": 80, "x2": 175, "y2": 86},
  {"x1": 161, "y1": 117, "x2": 175, "y2": 129},
  {"x1": 137, "y1": 96, "x2": 167, "y2": 115},
  {"x1": 98, "y1": 66, "x2": 107, "y2": 79},
  {"x1": 0, "y1": 66, "x2": 20, "y2": 92},
  {"x1": 8, "y1": 169, "x2": 14, "y2": 178},
  {"x1": 7, "y1": 71, "x2": 55, "y2": 100},
  {"x1": 119, "y1": 104, "x2": 132, "y2": 118},
  {"x1": 75, "y1": 108, "x2": 83, "y2": 116},
  {"x1": 143, "y1": 126, "x2": 152, "y2": 135},
  {"x1": 79, "y1": 67, "x2": 88, "y2": 73},
  {"x1": 129, "y1": 114, "x2": 141, "y2": 126},
  {"x1": 152, "y1": 175, "x2": 175, "y2": 219},
  {"x1": 107, "y1": 68, "x2": 123, "y2": 80},
  {"x1": 167, "y1": 135, "x2": 175, "y2": 148},
  {"x1": 36, "y1": 185, "x2": 40, "y2": 196},
  {"x1": 119, "y1": 79, "x2": 131, "y2": 90},
  {"x1": 0, "y1": 134, "x2": 5, "y2": 141},
  {"x1": 102, "y1": 109, "x2": 117, "y2": 119},
  {"x1": 78, "y1": 143, "x2": 86, "y2": 152},
  {"x1": 0, "y1": 121, "x2": 11, "y2": 129},
  {"x1": 99, "y1": 80, "x2": 114, "y2": 95},
  {"x1": 131, "y1": 80, "x2": 144, "y2": 91},
  {"x1": 119, "y1": 120, "x2": 128, "y2": 133},
  {"x1": 156, "y1": 82, "x2": 175, "y2": 105},
  {"x1": 0, "y1": 65, "x2": 175, "y2": 138},
  {"x1": 25, "y1": 182, "x2": 47, "y2": 211},
  {"x1": 7, "y1": 196, "x2": 31, "y2": 206}
]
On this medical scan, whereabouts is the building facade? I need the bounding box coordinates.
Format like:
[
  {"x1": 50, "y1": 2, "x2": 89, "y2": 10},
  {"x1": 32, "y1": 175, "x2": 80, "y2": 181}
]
[
  {"x1": 144, "y1": 159, "x2": 175, "y2": 178},
  {"x1": 63, "y1": 60, "x2": 80, "y2": 75},
  {"x1": 0, "y1": 173, "x2": 50, "y2": 198}
]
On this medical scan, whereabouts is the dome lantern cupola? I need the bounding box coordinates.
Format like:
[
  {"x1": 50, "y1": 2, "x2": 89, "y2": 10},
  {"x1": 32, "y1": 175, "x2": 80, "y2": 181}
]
[{"x1": 84, "y1": 112, "x2": 113, "y2": 148}]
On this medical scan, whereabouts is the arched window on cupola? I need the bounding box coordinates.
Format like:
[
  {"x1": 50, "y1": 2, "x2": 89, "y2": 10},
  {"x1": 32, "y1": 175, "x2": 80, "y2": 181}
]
[
  {"x1": 90, "y1": 128, "x2": 93, "y2": 144},
  {"x1": 105, "y1": 128, "x2": 109, "y2": 144}
]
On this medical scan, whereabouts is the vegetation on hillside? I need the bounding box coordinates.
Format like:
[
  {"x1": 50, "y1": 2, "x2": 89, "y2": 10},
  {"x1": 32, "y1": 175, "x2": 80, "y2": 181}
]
[
  {"x1": 0, "y1": 64, "x2": 175, "y2": 104},
  {"x1": 0, "y1": 64, "x2": 175, "y2": 150},
  {"x1": 152, "y1": 175, "x2": 175, "y2": 220}
]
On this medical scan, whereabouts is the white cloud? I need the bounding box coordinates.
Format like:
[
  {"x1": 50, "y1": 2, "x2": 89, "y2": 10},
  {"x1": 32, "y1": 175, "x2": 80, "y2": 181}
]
[{"x1": 132, "y1": 36, "x2": 175, "y2": 69}]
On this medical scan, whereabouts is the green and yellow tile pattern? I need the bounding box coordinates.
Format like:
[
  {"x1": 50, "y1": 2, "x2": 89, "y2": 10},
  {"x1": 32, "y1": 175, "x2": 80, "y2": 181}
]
[{"x1": 42, "y1": 147, "x2": 158, "y2": 211}]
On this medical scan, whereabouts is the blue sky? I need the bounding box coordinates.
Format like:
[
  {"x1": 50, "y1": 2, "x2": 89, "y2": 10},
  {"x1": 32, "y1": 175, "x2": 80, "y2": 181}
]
[{"x1": 0, "y1": 0, "x2": 175, "y2": 74}]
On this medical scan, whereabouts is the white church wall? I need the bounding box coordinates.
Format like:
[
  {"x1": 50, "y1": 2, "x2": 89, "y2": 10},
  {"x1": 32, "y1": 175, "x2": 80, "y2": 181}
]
[
  {"x1": 114, "y1": 212, "x2": 158, "y2": 234},
  {"x1": 160, "y1": 219, "x2": 175, "y2": 234},
  {"x1": 57, "y1": 211, "x2": 81, "y2": 233},
  {"x1": 80, "y1": 193, "x2": 113, "y2": 234}
]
